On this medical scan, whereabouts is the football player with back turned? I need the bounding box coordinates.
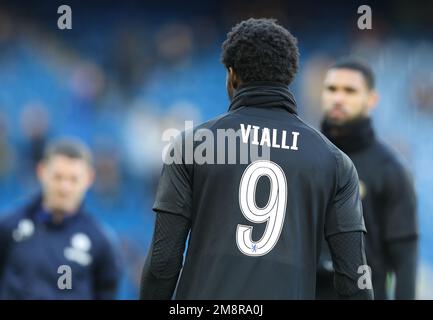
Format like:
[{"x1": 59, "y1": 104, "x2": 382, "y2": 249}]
[{"x1": 140, "y1": 18, "x2": 374, "y2": 300}]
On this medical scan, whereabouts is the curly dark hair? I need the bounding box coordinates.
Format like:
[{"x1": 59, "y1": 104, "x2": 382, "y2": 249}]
[{"x1": 221, "y1": 18, "x2": 299, "y2": 85}]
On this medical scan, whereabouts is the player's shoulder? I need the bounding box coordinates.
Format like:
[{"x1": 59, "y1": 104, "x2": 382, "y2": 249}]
[
  {"x1": 294, "y1": 116, "x2": 351, "y2": 163},
  {"x1": 0, "y1": 205, "x2": 31, "y2": 231},
  {"x1": 373, "y1": 139, "x2": 411, "y2": 175},
  {"x1": 77, "y1": 211, "x2": 109, "y2": 237},
  {"x1": 371, "y1": 139, "x2": 413, "y2": 187},
  {"x1": 78, "y1": 211, "x2": 118, "y2": 249},
  {"x1": 294, "y1": 117, "x2": 360, "y2": 184},
  {"x1": 169, "y1": 112, "x2": 232, "y2": 144},
  {"x1": 195, "y1": 111, "x2": 233, "y2": 131}
]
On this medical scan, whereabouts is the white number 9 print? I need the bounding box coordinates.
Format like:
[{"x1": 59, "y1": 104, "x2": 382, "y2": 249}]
[{"x1": 236, "y1": 160, "x2": 287, "y2": 256}]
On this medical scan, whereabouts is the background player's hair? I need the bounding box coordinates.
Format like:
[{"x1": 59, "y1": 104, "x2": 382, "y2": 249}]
[
  {"x1": 330, "y1": 59, "x2": 375, "y2": 90},
  {"x1": 221, "y1": 17, "x2": 299, "y2": 85},
  {"x1": 43, "y1": 138, "x2": 93, "y2": 165}
]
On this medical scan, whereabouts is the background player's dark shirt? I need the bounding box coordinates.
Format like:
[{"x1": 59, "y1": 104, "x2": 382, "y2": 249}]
[
  {"x1": 153, "y1": 83, "x2": 366, "y2": 299},
  {"x1": 320, "y1": 117, "x2": 418, "y2": 299}
]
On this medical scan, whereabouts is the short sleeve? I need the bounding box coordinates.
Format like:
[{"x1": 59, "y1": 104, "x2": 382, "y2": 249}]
[
  {"x1": 382, "y1": 160, "x2": 418, "y2": 241},
  {"x1": 152, "y1": 133, "x2": 193, "y2": 220},
  {"x1": 325, "y1": 151, "x2": 366, "y2": 237}
]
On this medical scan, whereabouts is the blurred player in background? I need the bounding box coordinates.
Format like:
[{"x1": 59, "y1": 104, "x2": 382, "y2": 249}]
[
  {"x1": 317, "y1": 60, "x2": 418, "y2": 300},
  {"x1": 0, "y1": 138, "x2": 120, "y2": 299},
  {"x1": 140, "y1": 18, "x2": 373, "y2": 300}
]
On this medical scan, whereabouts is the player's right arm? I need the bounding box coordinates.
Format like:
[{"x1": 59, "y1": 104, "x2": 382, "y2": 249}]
[
  {"x1": 325, "y1": 151, "x2": 374, "y2": 300},
  {"x1": 140, "y1": 211, "x2": 190, "y2": 300}
]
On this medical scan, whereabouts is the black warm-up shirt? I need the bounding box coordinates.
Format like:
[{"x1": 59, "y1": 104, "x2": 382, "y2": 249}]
[
  {"x1": 142, "y1": 83, "x2": 369, "y2": 299},
  {"x1": 319, "y1": 117, "x2": 418, "y2": 300}
]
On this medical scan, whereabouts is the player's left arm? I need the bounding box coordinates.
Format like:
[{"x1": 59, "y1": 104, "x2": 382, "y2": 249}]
[
  {"x1": 383, "y1": 159, "x2": 418, "y2": 299},
  {"x1": 93, "y1": 230, "x2": 121, "y2": 300}
]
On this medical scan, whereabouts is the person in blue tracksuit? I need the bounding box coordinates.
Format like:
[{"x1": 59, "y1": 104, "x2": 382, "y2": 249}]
[{"x1": 0, "y1": 138, "x2": 120, "y2": 299}]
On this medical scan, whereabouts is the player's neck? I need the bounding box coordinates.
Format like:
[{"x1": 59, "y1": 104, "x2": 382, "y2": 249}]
[
  {"x1": 321, "y1": 116, "x2": 375, "y2": 153},
  {"x1": 228, "y1": 81, "x2": 297, "y2": 115}
]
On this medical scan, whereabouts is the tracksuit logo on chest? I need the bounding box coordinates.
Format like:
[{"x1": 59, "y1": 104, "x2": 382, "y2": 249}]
[
  {"x1": 64, "y1": 233, "x2": 93, "y2": 266},
  {"x1": 12, "y1": 219, "x2": 35, "y2": 242}
]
